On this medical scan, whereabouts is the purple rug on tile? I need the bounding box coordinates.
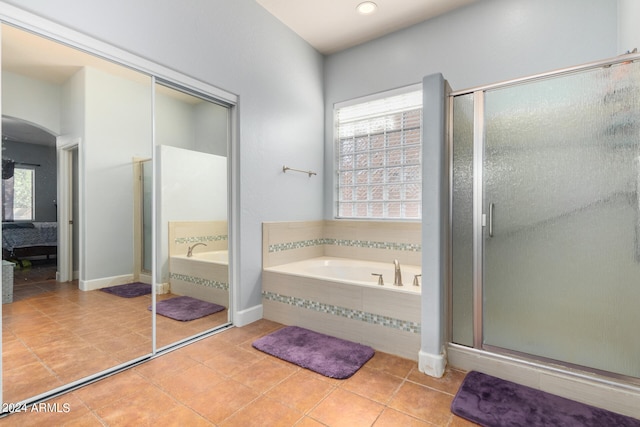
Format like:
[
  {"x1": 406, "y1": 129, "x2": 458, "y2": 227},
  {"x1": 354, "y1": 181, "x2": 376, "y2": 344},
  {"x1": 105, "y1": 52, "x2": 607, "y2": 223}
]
[
  {"x1": 150, "y1": 296, "x2": 225, "y2": 321},
  {"x1": 252, "y1": 326, "x2": 374, "y2": 379},
  {"x1": 100, "y1": 282, "x2": 151, "y2": 298},
  {"x1": 451, "y1": 371, "x2": 640, "y2": 427}
]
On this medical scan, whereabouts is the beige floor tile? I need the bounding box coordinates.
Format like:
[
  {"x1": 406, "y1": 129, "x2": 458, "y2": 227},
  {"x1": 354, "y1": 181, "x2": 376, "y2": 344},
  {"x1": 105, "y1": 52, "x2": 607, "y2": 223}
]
[
  {"x1": 309, "y1": 388, "x2": 385, "y2": 427},
  {"x1": 407, "y1": 366, "x2": 467, "y2": 395},
  {"x1": 231, "y1": 357, "x2": 298, "y2": 394},
  {"x1": 341, "y1": 366, "x2": 404, "y2": 404},
  {"x1": 1, "y1": 274, "x2": 472, "y2": 427},
  {"x1": 265, "y1": 370, "x2": 336, "y2": 413},
  {"x1": 373, "y1": 408, "x2": 432, "y2": 426},
  {"x1": 388, "y1": 381, "x2": 454, "y2": 426},
  {"x1": 220, "y1": 395, "x2": 303, "y2": 427}
]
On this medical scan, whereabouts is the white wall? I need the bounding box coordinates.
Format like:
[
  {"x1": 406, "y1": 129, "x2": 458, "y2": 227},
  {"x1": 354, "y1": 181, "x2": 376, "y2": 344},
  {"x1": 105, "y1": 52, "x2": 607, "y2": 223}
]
[
  {"x1": 2, "y1": 0, "x2": 325, "y2": 317},
  {"x1": 2, "y1": 71, "x2": 61, "y2": 135},
  {"x1": 157, "y1": 145, "x2": 227, "y2": 284},
  {"x1": 618, "y1": 0, "x2": 640, "y2": 54},
  {"x1": 83, "y1": 66, "x2": 152, "y2": 282}
]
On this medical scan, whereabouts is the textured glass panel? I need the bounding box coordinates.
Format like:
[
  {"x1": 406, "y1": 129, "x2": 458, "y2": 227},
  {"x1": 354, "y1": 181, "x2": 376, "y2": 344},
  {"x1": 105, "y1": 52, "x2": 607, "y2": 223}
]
[
  {"x1": 340, "y1": 171, "x2": 353, "y2": 186},
  {"x1": 340, "y1": 138, "x2": 354, "y2": 154},
  {"x1": 356, "y1": 170, "x2": 368, "y2": 185},
  {"x1": 370, "y1": 150, "x2": 384, "y2": 167},
  {"x1": 388, "y1": 185, "x2": 401, "y2": 200},
  {"x1": 355, "y1": 136, "x2": 368, "y2": 151},
  {"x1": 483, "y1": 61, "x2": 640, "y2": 378},
  {"x1": 371, "y1": 168, "x2": 384, "y2": 184},
  {"x1": 387, "y1": 167, "x2": 401, "y2": 182},
  {"x1": 451, "y1": 93, "x2": 475, "y2": 347},
  {"x1": 356, "y1": 153, "x2": 368, "y2": 168},
  {"x1": 387, "y1": 131, "x2": 401, "y2": 147},
  {"x1": 371, "y1": 186, "x2": 383, "y2": 200},
  {"x1": 387, "y1": 202, "x2": 401, "y2": 217},
  {"x1": 404, "y1": 165, "x2": 420, "y2": 181},
  {"x1": 404, "y1": 202, "x2": 421, "y2": 217},
  {"x1": 339, "y1": 155, "x2": 353, "y2": 169}
]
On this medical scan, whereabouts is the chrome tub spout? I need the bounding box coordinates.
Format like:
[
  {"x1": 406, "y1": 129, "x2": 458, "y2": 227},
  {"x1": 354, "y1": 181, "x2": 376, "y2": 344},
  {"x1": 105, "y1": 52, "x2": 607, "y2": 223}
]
[
  {"x1": 187, "y1": 242, "x2": 207, "y2": 257},
  {"x1": 393, "y1": 259, "x2": 403, "y2": 286}
]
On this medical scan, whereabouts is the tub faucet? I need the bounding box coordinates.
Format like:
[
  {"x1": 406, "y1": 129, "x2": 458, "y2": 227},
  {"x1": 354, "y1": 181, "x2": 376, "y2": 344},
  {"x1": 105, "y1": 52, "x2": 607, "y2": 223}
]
[
  {"x1": 187, "y1": 243, "x2": 207, "y2": 257},
  {"x1": 393, "y1": 259, "x2": 402, "y2": 286}
]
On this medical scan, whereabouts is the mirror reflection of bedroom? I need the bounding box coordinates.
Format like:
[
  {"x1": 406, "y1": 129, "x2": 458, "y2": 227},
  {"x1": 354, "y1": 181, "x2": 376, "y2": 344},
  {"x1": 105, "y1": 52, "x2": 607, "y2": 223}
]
[
  {"x1": 2, "y1": 118, "x2": 59, "y2": 293},
  {"x1": 1, "y1": 24, "x2": 155, "y2": 403},
  {"x1": 1, "y1": 22, "x2": 233, "y2": 406}
]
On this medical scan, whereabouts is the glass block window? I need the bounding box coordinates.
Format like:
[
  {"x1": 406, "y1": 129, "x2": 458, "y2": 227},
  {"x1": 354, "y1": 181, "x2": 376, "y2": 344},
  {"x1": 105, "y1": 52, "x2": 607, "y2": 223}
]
[{"x1": 335, "y1": 88, "x2": 422, "y2": 219}]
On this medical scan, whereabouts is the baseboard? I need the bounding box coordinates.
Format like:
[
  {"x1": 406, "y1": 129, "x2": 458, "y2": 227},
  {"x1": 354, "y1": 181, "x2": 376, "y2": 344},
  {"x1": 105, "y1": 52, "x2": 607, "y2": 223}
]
[
  {"x1": 234, "y1": 304, "x2": 263, "y2": 327},
  {"x1": 447, "y1": 343, "x2": 640, "y2": 419},
  {"x1": 419, "y1": 349, "x2": 447, "y2": 378},
  {"x1": 155, "y1": 282, "x2": 170, "y2": 294},
  {"x1": 80, "y1": 274, "x2": 134, "y2": 291},
  {"x1": 138, "y1": 273, "x2": 152, "y2": 285}
]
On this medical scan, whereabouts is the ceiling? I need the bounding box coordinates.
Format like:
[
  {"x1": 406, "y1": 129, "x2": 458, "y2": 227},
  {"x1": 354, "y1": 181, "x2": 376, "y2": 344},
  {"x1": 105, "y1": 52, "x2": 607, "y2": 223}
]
[{"x1": 256, "y1": 0, "x2": 477, "y2": 54}]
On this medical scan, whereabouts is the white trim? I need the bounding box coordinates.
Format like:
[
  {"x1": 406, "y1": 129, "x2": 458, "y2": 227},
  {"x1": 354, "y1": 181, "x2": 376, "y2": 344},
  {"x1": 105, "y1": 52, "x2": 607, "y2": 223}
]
[
  {"x1": 418, "y1": 349, "x2": 447, "y2": 378},
  {"x1": 80, "y1": 274, "x2": 135, "y2": 292},
  {"x1": 56, "y1": 136, "x2": 80, "y2": 283},
  {"x1": 234, "y1": 304, "x2": 263, "y2": 327},
  {"x1": 334, "y1": 83, "x2": 422, "y2": 110},
  {"x1": 0, "y1": 3, "x2": 238, "y2": 106},
  {"x1": 448, "y1": 344, "x2": 640, "y2": 419}
]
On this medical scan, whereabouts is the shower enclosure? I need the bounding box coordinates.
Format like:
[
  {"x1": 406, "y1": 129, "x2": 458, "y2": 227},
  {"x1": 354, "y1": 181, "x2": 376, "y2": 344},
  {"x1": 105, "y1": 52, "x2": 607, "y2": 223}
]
[{"x1": 451, "y1": 54, "x2": 640, "y2": 380}]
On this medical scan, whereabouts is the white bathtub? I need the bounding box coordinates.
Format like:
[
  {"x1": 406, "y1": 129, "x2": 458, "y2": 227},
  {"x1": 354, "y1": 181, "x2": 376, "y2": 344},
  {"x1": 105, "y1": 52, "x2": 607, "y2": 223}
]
[
  {"x1": 262, "y1": 256, "x2": 422, "y2": 360},
  {"x1": 264, "y1": 256, "x2": 421, "y2": 294},
  {"x1": 172, "y1": 250, "x2": 228, "y2": 264},
  {"x1": 169, "y1": 250, "x2": 229, "y2": 306}
]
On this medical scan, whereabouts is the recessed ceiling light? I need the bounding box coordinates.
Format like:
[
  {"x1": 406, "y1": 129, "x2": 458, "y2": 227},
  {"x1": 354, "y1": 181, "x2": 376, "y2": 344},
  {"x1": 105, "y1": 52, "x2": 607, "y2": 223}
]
[{"x1": 357, "y1": 1, "x2": 378, "y2": 15}]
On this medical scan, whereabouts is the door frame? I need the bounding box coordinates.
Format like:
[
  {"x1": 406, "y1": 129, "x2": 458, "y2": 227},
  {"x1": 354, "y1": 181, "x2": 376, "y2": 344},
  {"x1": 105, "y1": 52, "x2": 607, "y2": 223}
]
[{"x1": 56, "y1": 136, "x2": 80, "y2": 283}]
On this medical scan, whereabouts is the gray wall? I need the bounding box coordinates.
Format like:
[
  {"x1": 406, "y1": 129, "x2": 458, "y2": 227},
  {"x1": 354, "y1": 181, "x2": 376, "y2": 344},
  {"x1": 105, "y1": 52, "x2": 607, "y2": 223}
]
[
  {"x1": 3, "y1": 0, "x2": 325, "y2": 314},
  {"x1": 323, "y1": 0, "x2": 619, "y2": 218},
  {"x1": 3, "y1": 0, "x2": 622, "y2": 318}
]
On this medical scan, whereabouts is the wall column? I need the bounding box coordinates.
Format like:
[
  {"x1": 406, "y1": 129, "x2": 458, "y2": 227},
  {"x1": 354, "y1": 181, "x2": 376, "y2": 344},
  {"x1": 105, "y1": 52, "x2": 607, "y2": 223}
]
[{"x1": 419, "y1": 73, "x2": 448, "y2": 377}]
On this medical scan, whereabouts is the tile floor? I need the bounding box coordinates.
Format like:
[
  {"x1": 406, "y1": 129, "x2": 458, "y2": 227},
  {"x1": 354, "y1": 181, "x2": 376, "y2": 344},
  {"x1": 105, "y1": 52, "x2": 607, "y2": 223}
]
[
  {"x1": 1, "y1": 317, "x2": 477, "y2": 426},
  {"x1": 2, "y1": 271, "x2": 227, "y2": 405}
]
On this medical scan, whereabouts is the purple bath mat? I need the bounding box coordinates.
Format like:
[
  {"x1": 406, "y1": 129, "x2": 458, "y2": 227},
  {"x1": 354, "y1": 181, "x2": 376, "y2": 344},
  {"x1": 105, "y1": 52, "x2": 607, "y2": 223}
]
[
  {"x1": 252, "y1": 326, "x2": 374, "y2": 379},
  {"x1": 151, "y1": 296, "x2": 225, "y2": 321},
  {"x1": 100, "y1": 282, "x2": 151, "y2": 298},
  {"x1": 451, "y1": 371, "x2": 640, "y2": 427}
]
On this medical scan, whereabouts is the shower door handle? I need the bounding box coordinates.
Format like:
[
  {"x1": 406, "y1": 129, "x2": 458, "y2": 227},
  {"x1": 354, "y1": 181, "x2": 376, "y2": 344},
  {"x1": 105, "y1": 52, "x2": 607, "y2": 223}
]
[{"x1": 488, "y1": 203, "x2": 495, "y2": 237}]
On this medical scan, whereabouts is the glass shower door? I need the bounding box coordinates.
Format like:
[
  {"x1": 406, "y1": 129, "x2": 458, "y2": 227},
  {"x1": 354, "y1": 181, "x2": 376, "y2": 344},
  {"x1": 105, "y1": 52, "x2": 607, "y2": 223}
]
[{"x1": 482, "y1": 60, "x2": 640, "y2": 378}]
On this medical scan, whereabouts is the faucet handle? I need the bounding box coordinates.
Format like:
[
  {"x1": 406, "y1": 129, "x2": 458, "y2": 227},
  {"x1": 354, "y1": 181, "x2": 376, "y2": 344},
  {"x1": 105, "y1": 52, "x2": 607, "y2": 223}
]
[
  {"x1": 371, "y1": 273, "x2": 384, "y2": 286},
  {"x1": 413, "y1": 274, "x2": 422, "y2": 287}
]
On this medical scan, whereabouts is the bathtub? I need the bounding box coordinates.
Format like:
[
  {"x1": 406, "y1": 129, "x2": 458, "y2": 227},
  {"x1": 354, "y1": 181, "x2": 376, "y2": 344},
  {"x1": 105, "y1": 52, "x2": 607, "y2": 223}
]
[
  {"x1": 262, "y1": 256, "x2": 422, "y2": 360},
  {"x1": 169, "y1": 250, "x2": 229, "y2": 306},
  {"x1": 264, "y1": 257, "x2": 421, "y2": 293},
  {"x1": 183, "y1": 250, "x2": 228, "y2": 264}
]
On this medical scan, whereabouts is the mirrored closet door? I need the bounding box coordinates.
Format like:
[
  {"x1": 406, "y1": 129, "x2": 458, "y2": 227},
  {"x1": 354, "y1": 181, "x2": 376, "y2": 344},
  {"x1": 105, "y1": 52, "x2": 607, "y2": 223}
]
[
  {"x1": 1, "y1": 24, "x2": 153, "y2": 403},
  {"x1": 154, "y1": 82, "x2": 231, "y2": 349}
]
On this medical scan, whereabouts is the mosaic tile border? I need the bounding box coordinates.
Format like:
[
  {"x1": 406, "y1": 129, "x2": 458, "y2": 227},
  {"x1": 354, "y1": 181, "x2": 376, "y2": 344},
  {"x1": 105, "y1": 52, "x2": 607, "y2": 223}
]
[
  {"x1": 170, "y1": 272, "x2": 228, "y2": 291},
  {"x1": 268, "y1": 238, "x2": 421, "y2": 253},
  {"x1": 175, "y1": 234, "x2": 228, "y2": 245},
  {"x1": 262, "y1": 291, "x2": 420, "y2": 334}
]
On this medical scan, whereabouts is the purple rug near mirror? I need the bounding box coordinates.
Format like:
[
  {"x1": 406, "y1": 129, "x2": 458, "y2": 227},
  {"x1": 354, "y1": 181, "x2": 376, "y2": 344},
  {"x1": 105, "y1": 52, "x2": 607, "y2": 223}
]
[
  {"x1": 150, "y1": 296, "x2": 225, "y2": 321},
  {"x1": 252, "y1": 326, "x2": 374, "y2": 379},
  {"x1": 100, "y1": 282, "x2": 151, "y2": 298},
  {"x1": 452, "y1": 371, "x2": 640, "y2": 427}
]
